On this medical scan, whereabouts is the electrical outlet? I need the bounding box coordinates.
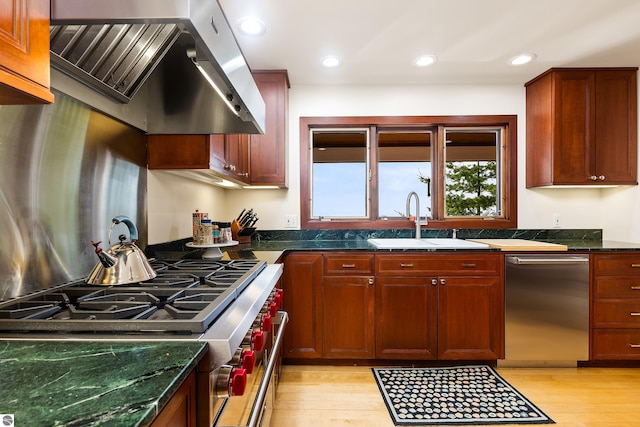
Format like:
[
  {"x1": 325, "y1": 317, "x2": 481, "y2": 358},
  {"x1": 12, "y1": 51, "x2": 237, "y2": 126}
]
[
  {"x1": 552, "y1": 214, "x2": 561, "y2": 228},
  {"x1": 285, "y1": 215, "x2": 298, "y2": 228}
]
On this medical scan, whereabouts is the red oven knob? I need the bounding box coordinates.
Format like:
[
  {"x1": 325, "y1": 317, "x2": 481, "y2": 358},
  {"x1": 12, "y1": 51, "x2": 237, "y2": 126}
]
[
  {"x1": 261, "y1": 313, "x2": 272, "y2": 331},
  {"x1": 274, "y1": 288, "x2": 283, "y2": 305},
  {"x1": 216, "y1": 365, "x2": 247, "y2": 397},
  {"x1": 230, "y1": 348, "x2": 255, "y2": 374},
  {"x1": 229, "y1": 367, "x2": 247, "y2": 396},
  {"x1": 252, "y1": 330, "x2": 265, "y2": 352},
  {"x1": 241, "y1": 349, "x2": 255, "y2": 374},
  {"x1": 267, "y1": 301, "x2": 278, "y2": 317}
]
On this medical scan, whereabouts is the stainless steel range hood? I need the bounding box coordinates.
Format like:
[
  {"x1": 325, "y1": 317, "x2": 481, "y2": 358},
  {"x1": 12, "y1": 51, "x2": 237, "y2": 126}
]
[{"x1": 50, "y1": 0, "x2": 265, "y2": 134}]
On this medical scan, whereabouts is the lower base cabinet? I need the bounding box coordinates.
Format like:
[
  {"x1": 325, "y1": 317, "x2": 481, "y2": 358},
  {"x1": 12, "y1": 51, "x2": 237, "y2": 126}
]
[
  {"x1": 375, "y1": 254, "x2": 504, "y2": 360},
  {"x1": 591, "y1": 252, "x2": 640, "y2": 360},
  {"x1": 150, "y1": 370, "x2": 196, "y2": 427},
  {"x1": 282, "y1": 251, "x2": 504, "y2": 362},
  {"x1": 282, "y1": 253, "x2": 323, "y2": 359}
]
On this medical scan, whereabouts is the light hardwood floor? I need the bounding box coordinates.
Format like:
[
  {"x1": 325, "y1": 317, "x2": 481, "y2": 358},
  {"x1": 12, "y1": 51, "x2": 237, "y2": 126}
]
[{"x1": 272, "y1": 365, "x2": 640, "y2": 427}]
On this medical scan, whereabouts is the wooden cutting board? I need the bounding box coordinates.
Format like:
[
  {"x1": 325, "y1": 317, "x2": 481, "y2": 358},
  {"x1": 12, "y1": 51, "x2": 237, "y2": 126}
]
[{"x1": 466, "y1": 238, "x2": 568, "y2": 251}]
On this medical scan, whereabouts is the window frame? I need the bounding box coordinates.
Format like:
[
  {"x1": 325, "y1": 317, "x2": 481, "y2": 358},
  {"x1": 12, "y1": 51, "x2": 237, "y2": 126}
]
[{"x1": 300, "y1": 115, "x2": 517, "y2": 230}]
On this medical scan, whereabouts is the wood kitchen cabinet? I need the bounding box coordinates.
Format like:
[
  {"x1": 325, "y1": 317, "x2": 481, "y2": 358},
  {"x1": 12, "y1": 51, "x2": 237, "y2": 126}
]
[
  {"x1": 591, "y1": 252, "x2": 640, "y2": 360},
  {"x1": 150, "y1": 369, "x2": 197, "y2": 427},
  {"x1": 322, "y1": 253, "x2": 375, "y2": 359},
  {"x1": 249, "y1": 70, "x2": 289, "y2": 187},
  {"x1": 526, "y1": 68, "x2": 638, "y2": 187},
  {"x1": 146, "y1": 70, "x2": 288, "y2": 187},
  {"x1": 0, "y1": 0, "x2": 54, "y2": 104},
  {"x1": 281, "y1": 252, "x2": 323, "y2": 359},
  {"x1": 282, "y1": 251, "x2": 504, "y2": 363},
  {"x1": 376, "y1": 253, "x2": 504, "y2": 360},
  {"x1": 147, "y1": 134, "x2": 250, "y2": 184}
]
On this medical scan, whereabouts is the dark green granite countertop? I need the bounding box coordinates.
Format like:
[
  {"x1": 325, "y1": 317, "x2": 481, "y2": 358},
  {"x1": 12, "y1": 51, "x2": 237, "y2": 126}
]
[
  {"x1": 147, "y1": 229, "x2": 640, "y2": 261},
  {"x1": 0, "y1": 340, "x2": 207, "y2": 427}
]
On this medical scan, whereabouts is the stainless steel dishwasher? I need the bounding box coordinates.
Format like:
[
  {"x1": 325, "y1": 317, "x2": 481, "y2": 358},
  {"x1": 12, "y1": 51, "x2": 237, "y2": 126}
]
[{"x1": 499, "y1": 253, "x2": 589, "y2": 367}]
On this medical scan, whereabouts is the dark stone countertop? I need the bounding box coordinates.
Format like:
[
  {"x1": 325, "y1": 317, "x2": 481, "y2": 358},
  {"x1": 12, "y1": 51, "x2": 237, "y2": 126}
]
[{"x1": 0, "y1": 340, "x2": 207, "y2": 427}]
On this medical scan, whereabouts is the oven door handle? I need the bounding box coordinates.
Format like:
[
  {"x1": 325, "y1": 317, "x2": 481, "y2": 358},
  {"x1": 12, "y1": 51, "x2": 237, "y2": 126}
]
[{"x1": 246, "y1": 310, "x2": 288, "y2": 427}]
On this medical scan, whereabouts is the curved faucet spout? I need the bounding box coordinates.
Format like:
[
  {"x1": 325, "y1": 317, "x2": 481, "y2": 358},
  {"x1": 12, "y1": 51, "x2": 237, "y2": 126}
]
[{"x1": 406, "y1": 191, "x2": 421, "y2": 239}]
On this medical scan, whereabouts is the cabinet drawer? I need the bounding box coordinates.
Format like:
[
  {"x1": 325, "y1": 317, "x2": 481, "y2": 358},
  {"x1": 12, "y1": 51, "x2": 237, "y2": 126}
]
[
  {"x1": 593, "y1": 276, "x2": 640, "y2": 298},
  {"x1": 592, "y1": 300, "x2": 640, "y2": 327},
  {"x1": 376, "y1": 254, "x2": 501, "y2": 276},
  {"x1": 592, "y1": 253, "x2": 640, "y2": 276},
  {"x1": 323, "y1": 254, "x2": 374, "y2": 275},
  {"x1": 592, "y1": 329, "x2": 640, "y2": 360}
]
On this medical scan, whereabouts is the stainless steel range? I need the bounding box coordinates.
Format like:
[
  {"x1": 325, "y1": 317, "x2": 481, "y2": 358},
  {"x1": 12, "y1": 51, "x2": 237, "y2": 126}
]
[{"x1": 0, "y1": 258, "x2": 287, "y2": 427}]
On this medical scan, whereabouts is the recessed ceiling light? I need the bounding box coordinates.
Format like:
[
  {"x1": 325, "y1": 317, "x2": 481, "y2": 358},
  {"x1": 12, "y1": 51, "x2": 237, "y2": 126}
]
[
  {"x1": 509, "y1": 53, "x2": 536, "y2": 66},
  {"x1": 414, "y1": 55, "x2": 437, "y2": 67},
  {"x1": 237, "y1": 17, "x2": 266, "y2": 36},
  {"x1": 321, "y1": 55, "x2": 342, "y2": 68}
]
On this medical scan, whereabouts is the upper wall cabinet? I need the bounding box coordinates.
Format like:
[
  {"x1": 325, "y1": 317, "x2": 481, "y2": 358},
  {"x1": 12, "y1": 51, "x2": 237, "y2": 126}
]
[
  {"x1": 526, "y1": 68, "x2": 638, "y2": 187},
  {"x1": 249, "y1": 70, "x2": 289, "y2": 187},
  {"x1": 146, "y1": 70, "x2": 289, "y2": 187},
  {"x1": 0, "y1": 0, "x2": 54, "y2": 104}
]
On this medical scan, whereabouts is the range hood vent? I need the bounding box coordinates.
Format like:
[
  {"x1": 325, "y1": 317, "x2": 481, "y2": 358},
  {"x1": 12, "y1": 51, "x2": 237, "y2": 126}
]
[
  {"x1": 50, "y1": 24, "x2": 182, "y2": 103},
  {"x1": 50, "y1": 0, "x2": 266, "y2": 135}
]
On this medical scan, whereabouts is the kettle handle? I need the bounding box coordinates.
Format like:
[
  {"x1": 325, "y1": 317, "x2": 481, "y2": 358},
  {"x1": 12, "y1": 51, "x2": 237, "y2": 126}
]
[{"x1": 112, "y1": 215, "x2": 139, "y2": 241}]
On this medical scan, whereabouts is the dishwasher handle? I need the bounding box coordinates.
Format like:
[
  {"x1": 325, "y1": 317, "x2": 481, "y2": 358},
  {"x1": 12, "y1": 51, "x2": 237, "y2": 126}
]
[{"x1": 506, "y1": 255, "x2": 589, "y2": 265}]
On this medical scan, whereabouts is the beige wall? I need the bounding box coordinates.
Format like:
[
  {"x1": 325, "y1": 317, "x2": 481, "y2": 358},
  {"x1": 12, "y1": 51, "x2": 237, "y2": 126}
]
[{"x1": 147, "y1": 81, "x2": 640, "y2": 244}]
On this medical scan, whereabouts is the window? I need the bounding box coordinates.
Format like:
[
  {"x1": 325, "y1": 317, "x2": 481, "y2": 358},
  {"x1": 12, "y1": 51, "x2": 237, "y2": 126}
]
[{"x1": 300, "y1": 116, "x2": 517, "y2": 230}]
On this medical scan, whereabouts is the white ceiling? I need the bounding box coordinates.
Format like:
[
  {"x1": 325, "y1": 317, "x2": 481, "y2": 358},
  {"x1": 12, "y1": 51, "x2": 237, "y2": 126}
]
[{"x1": 219, "y1": 0, "x2": 640, "y2": 86}]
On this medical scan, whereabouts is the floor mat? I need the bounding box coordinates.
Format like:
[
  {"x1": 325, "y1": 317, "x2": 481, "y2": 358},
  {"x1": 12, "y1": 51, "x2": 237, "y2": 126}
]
[{"x1": 372, "y1": 365, "x2": 554, "y2": 425}]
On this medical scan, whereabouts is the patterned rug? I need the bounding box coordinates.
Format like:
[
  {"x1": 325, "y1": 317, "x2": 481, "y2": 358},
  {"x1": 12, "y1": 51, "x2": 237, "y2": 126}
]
[{"x1": 372, "y1": 365, "x2": 554, "y2": 425}]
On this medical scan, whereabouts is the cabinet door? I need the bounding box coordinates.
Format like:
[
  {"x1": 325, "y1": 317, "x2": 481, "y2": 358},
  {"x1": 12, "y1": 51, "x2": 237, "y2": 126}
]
[
  {"x1": 282, "y1": 253, "x2": 323, "y2": 359},
  {"x1": 147, "y1": 135, "x2": 210, "y2": 169},
  {"x1": 437, "y1": 276, "x2": 504, "y2": 360},
  {"x1": 225, "y1": 134, "x2": 250, "y2": 182},
  {"x1": 551, "y1": 70, "x2": 596, "y2": 184},
  {"x1": 594, "y1": 70, "x2": 637, "y2": 183},
  {"x1": 151, "y1": 370, "x2": 196, "y2": 427},
  {"x1": 0, "y1": 0, "x2": 54, "y2": 104},
  {"x1": 375, "y1": 277, "x2": 437, "y2": 359},
  {"x1": 323, "y1": 275, "x2": 374, "y2": 359},
  {"x1": 249, "y1": 71, "x2": 288, "y2": 187}
]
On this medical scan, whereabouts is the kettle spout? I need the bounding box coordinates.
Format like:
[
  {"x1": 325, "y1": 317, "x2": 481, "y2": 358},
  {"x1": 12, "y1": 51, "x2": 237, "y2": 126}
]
[{"x1": 91, "y1": 240, "x2": 117, "y2": 268}]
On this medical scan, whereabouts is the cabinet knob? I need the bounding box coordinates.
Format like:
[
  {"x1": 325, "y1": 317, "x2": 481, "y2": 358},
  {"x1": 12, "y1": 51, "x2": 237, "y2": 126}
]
[
  {"x1": 368, "y1": 278, "x2": 374, "y2": 285},
  {"x1": 431, "y1": 279, "x2": 438, "y2": 286},
  {"x1": 598, "y1": 175, "x2": 606, "y2": 181},
  {"x1": 224, "y1": 164, "x2": 237, "y2": 171},
  {"x1": 440, "y1": 278, "x2": 446, "y2": 286}
]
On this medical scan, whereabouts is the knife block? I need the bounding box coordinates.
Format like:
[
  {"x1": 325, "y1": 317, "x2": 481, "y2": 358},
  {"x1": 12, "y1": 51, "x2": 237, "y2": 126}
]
[{"x1": 231, "y1": 219, "x2": 253, "y2": 243}]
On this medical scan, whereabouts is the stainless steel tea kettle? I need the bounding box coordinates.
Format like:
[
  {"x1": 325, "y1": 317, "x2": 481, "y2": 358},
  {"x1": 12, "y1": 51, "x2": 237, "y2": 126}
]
[{"x1": 87, "y1": 215, "x2": 156, "y2": 285}]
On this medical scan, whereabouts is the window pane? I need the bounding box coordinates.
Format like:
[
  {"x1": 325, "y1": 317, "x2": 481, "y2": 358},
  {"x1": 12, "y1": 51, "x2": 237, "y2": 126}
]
[
  {"x1": 444, "y1": 128, "x2": 501, "y2": 217},
  {"x1": 311, "y1": 130, "x2": 368, "y2": 218},
  {"x1": 378, "y1": 131, "x2": 432, "y2": 218}
]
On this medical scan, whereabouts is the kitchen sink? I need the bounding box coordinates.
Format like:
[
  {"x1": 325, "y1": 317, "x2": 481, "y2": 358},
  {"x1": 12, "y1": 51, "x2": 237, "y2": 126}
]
[{"x1": 367, "y1": 238, "x2": 490, "y2": 249}]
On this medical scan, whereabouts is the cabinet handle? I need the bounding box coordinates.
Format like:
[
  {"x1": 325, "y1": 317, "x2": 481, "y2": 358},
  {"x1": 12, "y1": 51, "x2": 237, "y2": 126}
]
[
  {"x1": 224, "y1": 164, "x2": 237, "y2": 171},
  {"x1": 400, "y1": 263, "x2": 414, "y2": 268},
  {"x1": 630, "y1": 344, "x2": 640, "y2": 348},
  {"x1": 431, "y1": 279, "x2": 438, "y2": 286},
  {"x1": 631, "y1": 264, "x2": 640, "y2": 268},
  {"x1": 341, "y1": 264, "x2": 356, "y2": 268},
  {"x1": 440, "y1": 278, "x2": 446, "y2": 286},
  {"x1": 630, "y1": 312, "x2": 640, "y2": 316},
  {"x1": 631, "y1": 286, "x2": 640, "y2": 290},
  {"x1": 462, "y1": 263, "x2": 477, "y2": 268}
]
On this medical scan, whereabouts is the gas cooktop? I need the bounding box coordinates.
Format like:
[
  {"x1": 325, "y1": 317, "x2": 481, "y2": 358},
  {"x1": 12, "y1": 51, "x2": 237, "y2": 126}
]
[{"x1": 0, "y1": 259, "x2": 266, "y2": 335}]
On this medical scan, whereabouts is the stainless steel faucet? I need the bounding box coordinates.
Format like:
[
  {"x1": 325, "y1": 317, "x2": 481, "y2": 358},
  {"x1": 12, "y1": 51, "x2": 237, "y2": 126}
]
[{"x1": 406, "y1": 191, "x2": 421, "y2": 239}]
